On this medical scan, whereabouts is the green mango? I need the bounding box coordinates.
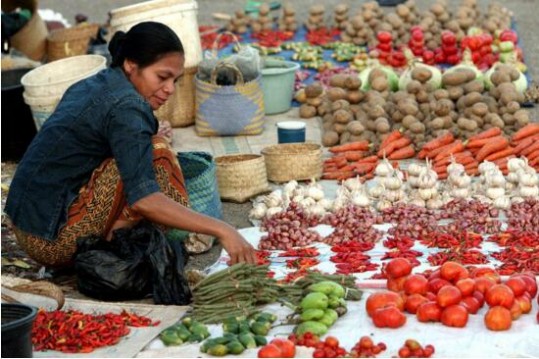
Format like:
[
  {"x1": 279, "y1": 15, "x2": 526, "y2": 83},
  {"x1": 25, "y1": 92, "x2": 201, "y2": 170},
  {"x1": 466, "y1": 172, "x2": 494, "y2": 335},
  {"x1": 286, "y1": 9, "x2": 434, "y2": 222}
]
[
  {"x1": 327, "y1": 296, "x2": 341, "y2": 309},
  {"x1": 238, "y1": 321, "x2": 251, "y2": 334},
  {"x1": 188, "y1": 333, "x2": 205, "y2": 343},
  {"x1": 300, "y1": 308, "x2": 325, "y2": 322},
  {"x1": 295, "y1": 321, "x2": 328, "y2": 336},
  {"x1": 223, "y1": 333, "x2": 238, "y2": 341},
  {"x1": 160, "y1": 328, "x2": 183, "y2": 346},
  {"x1": 190, "y1": 322, "x2": 210, "y2": 339},
  {"x1": 238, "y1": 333, "x2": 257, "y2": 349},
  {"x1": 318, "y1": 313, "x2": 336, "y2": 328},
  {"x1": 223, "y1": 322, "x2": 239, "y2": 334},
  {"x1": 181, "y1": 317, "x2": 193, "y2": 328},
  {"x1": 256, "y1": 312, "x2": 277, "y2": 323},
  {"x1": 213, "y1": 336, "x2": 232, "y2": 345},
  {"x1": 226, "y1": 341, "x2": 246, "y2": 355},
  {"x1": 254, "y1": 335, "x2": 268, "y2": 346},
  {"x1": 307, "y1": 281, "x2": 345, "y2": 298},
  {"x1": 200, "y1": 339, "x2": 217, "y2": 353},
  {"x1": 300, "y1": 292, "x2": 329, "y2": 310},
  {"x1": 324, "y1": 309, "x2": 339, "y2": 323},
  {"x1": 207, "y1": 344, "x2": 229, "y2": 357},
  {"x1": 177, "y1": 327, "x2": 192, "y2": 341},
  {"x1": 250, "y1": 321, "x2": 271, "y2": 336}
]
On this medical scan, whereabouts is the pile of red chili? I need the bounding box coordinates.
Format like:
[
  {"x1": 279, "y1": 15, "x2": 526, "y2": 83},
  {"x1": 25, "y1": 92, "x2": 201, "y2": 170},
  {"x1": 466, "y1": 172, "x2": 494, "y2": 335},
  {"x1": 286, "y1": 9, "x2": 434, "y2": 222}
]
[{"x1": 32, "y1": 309, "x2": 159, "y2": 353}]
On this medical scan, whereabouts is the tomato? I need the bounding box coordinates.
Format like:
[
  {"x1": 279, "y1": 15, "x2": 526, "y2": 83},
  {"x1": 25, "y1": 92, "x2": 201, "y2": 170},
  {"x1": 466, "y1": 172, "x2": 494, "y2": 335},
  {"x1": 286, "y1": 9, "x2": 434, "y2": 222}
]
[
  {"x1": 455, "y1": 278, "x2": 476, "y2": 297},
  {"x1": 510, "y1": 301, "x2": 522, "y2": 320},
  {"x1": 481, "y1": 33, "x2": 493, "y2": 45},
  {"x1": 409, "y1": 39, "x2": 424, "y2": 49},
  {"x1": 372, "y1": 305, "x2": 407, "y2": 328},
  {"x1": 441, "y1": 304, "x2": 469, "y2": 328},
  {"x1": 505, "y1": 276, "x2": 527, "y2": 297},
  {"x1": 441, "y1": 31, "x2": 456, "y2": 45},
  {"x1": 499, "y1": 29, "x2": 518, "y2": 44},
  {"x1": 446, "y1": 54, "x2": 461, "y2": 65},
  {"x1": 313, "y1": 349, "x2": 325, "y2": 358},
  {"x1": 472, "y1": 290, "x2": 485, "y2": 307},
  {"x1": 359, "y1": 336, "x2": 374, "y2": 349},
  {"x1": 434, "y1": 51, "x2": 446, "y2": 64},
  {"x1": 405, "y1": 294, "x2": 429, "y2": 314},
  {"x1": 398, "y1": 346, "x2": 411, "y2": 358},
  {"x1": 485, "y1": 284, "x2": 515, "y2": 309},
  {"x1": 437, "y1": 285, "x2": 463, "y2": 308},
  {"x1": 270, "y1": 339, "x2": 295, "y2": 358},
  {"x1": 440, "y1": 262, "x2": 468, "y2": 283},
  {"x1": 470, "y1": 267, "x2": 501, "y2": 283},
  {"x1": 416, "y1": 301, "x2": 442, "y2": 323},
  {"x1": 324, "y1": 348, "x2": 336, "y2": 358},
  {"x1": 479, "y1": 45, "x2": 492, "y2": 56},
  {"x1": 428, "y1": 278, "x2": 452, "y2": 294},
  {"x1": 404, "y1": 274, "x2": 429, "y2": 295},
  {"x1": 258, "y1": 344, "x2": 282, "y2": 358},
  {"x1": 515, "y1": 295, "x2": 532, "y2": 314},
  {"x1": 404, "y1": 339, "x2": 420, "y2": 351},
  {"x1": 471, "y1": 51, "x2": 482, "y2": 64},
  {"x1": 466, "y1": 37, "x2": 482, "y2": 51},
  {"x1": 366, "y1": 291, "x2": 405, "y2": 317},
  {"x1": 424, "y1": 344, "x2": 435, "y2": 357},
  {"x1": 442, "y1": 44, "x2": 459, "y2": 56},
  {"x1": 474, "y1": 277, "x2": 496, "y2": 295},
  {"x1": 411, "y1": 30, "x2": 424, "y2": 41},
  {"x1": 387, "y1": 276, "x2": 408, "y2": 292},
  {"x1": 422, "y1": 50, "x2": 434, "y2": 61},
  {"x1": 460, "y1": 296, "x2": 480, "y2": 315},
  {"x1": 484, "y1": 306, "x2": 512, "y2": 331},
  {"x1": 324, "y1": 336, "x2": 339, "y2": 349},
  {"x1": 512, "y1": 274, "x2": 538, "y2": 298},
  {"x1": 377, "y1": 31, "x2": 393, "y2": 43},
  {"x1": 386, "y1": 258, "x2": 413, "y2": 279}
]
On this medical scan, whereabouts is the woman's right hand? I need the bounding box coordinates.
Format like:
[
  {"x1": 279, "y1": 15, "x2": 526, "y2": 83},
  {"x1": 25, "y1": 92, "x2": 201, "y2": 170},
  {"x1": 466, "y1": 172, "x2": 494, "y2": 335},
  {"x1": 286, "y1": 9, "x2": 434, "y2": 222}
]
[{"x1": 218, "y1": 226, "x2": 257, "y2": 265}]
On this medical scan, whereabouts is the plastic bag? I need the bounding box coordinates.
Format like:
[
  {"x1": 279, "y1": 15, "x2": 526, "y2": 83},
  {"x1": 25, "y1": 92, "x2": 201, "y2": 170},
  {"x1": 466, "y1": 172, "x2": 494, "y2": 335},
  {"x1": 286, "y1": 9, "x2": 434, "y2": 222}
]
[
  {"x1": 229, "y1": 44, "x2": 262, "y2": 82},
  {"x1": 74, "y1": 221, "x2": 192, "y2": 305}
]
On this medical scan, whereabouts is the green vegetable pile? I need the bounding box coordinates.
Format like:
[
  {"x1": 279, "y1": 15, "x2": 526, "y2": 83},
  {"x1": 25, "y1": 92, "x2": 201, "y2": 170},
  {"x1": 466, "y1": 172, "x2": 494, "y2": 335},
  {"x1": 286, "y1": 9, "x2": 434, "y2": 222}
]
[{"x1": 159, "y1": 317, "x2": 210, "y2": 346}]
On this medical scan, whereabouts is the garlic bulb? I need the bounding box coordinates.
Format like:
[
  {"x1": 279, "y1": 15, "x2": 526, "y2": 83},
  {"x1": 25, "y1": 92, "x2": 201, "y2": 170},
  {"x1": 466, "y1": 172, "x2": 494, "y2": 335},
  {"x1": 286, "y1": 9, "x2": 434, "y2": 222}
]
[
  {"x1": 507, "y1": 158, "x2": 526, "y2": 172},
  {"x1": 343, "y1": 176, "x2": 363, "y2": 192},
  {"x1": 376, "y1": 200, "x2": 392, "y2": 211},
  {"x1": 505, "y1": 182, "x2": 516, "y2": 192},
  {"x1": 318, "y1": 198, "x2": 334, "y2": 211},
  {"x1": 292, "y1": 187, "x2": 305, "y2": 198},
  {"x1": 417, "y1": 169, "x2": 438, "y2": 189},
  {"x1": 478, "y1": 161, "x2": 497, "y2": 174},
  {"x1": 418, "y1": 187, "x2": 437, "y2": 201},
  {"x1": 486, "y1": 187, "x2": 505, "y2": 200},
  {"x1": 369, "y1": 185, "x2": 384, "y2": 198},
  {"x1": 426, "y1": 198, "x2": 443, "y2": 209},
  {"x1": 265, "y1": 193, "x2": 282, "y2": 208},
  {"x1": 407, "y1": 176, "x2": 420, "y2": 188},
  {"x1": 384, "y1": 189, "x2": 405, "y2": 202},
  {"x1": 375, "y1": 160, "x2": 393, "y2": 177},
  {"x1": 299, "y1": 197, "x2": 316, "y2": 209},
  {"x1": 350, "y1": 191, "x2": 370, "y2": 207},
  {"x1": 447, "y1": 162, "x2": 465, "y2": 175},
  {"x1": 266, "y1": 207, "x2": 283, "y2": 217},
  {"x1": 249, "y1": 204, "x2": 267, "y2": 219},
  {"x1": 283, "y1": 180, "x2": 298, "y2": 196},
  {"x1": 450, "y1": 175, "x2": 471, "y2": 189},
  {"x1": 306, "y1": 186, "x2": 325, "y2": 201},
  {"x1": 333, "y1": 197, "x2": 348, "y2": 211},
  {"x1": 487, "y1": 173, "x2": 506, "y2": 188},
  {"x1": 409, "y1": 198, "x2": 426, "y2": 207},
  {"x1": 336, "y1": 186, "x2": 350, "y2": 200},
  {"x1": 451, "y1": 188, "x2": 470, "y2": 198},
  {"x1": 306, "y1": 204, "x2": 326, "y2": 217},
  {"x1": 292, "y1": 195, "x2": 304, "y2": 204},
  {"x1": 519, "y1": 185, "x2": 539, "y2": 198},
  {"x1": 493, "y1": 196, "x2": 511, "y2": 210},
  {"x1": 506, "y1": 172, "x2": 519, "y2": 183},
  {"x1": 407, "y1": 163, "x2": 424, "y2": 177},
  {"x1": 511, "y1": 196, "x2": 525, "y2": 204},
  {"x1": 519, "y1": 173, "x2": 539, "y2": 187}
]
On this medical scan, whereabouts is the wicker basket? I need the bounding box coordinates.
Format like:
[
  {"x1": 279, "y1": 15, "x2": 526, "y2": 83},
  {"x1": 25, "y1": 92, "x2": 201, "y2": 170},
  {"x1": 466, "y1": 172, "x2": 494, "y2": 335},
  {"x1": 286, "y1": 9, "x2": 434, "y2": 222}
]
[
  {"x1": 262, "y1": 143, "x2": 323, "y2": 183},
  {"x1": 215, "y1": 154, "x2": 271, "y2": 203},
  {"x1": 154, "y1": 66, "x2": 197, "y2": 127},
  {"x1": 47, "y1": 24, "x2": 100, "y2": 62}
]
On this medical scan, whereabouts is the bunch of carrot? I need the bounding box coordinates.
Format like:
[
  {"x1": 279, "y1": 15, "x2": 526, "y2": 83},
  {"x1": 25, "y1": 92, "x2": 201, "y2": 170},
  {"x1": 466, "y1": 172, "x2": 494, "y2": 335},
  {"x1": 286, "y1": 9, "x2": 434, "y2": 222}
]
[
  {"x1": 417, "y1": 132, "x2": 473, "y2": 179},
  {"x1": 511, "y1": 123, "x2": 539, "y2": 168},
  {"x1": 376, "y1": 130, "x2": 416, "y2": 160},
  {"x1": 322, "y1": 140, "x2": 379, "y2": 181}
]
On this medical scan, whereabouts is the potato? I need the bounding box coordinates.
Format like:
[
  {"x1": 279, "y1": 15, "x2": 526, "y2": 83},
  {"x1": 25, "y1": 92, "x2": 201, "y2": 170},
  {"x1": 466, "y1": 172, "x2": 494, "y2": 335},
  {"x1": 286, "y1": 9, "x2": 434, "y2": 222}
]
[
  {"x1": 500, "y1": 91, "x2": 519, "y2": 106},
  {"x1": 464, "y1": 92, "x2": 482, "y2": 107},
  {"x1": 392, "y1": 110, "x2": 404, "y2": 122},
  {"x1": 306, "y1": 96, "x2": 323, "y2": 107},
  {"x1": 463, "y1": 80, "x2": 484, "y2": 94},
  {"x1": 398, "y1": 99, "x2": 419, "y2": 116},
  {"x1": 344, "y1": 76, "x2": 362, "y2": 90},
  {"x1": 411, "y1": 67, "x2": 433, "y2": 83},
  {"x1": 327, "y1": 87, "x2": 348, "y2": 102},
  {"x1": 331, "y1": 99, "x2": 350, "y2": 112},
  {"x1": 322, "y1": 113, "x2": 333, "y2": 123},
  {"x1": 349, "y1": 134, "x2": 365, "y2": 142},
  {"x1": 368, "y1": 105, "x2": 386, "y2": 119},
  {"x1": 368, "y1": 68, "x2": 386, "y2": 83},
  {"x1": 305, "y1": 82, "x2": 324, "y2": 98},
  {"x1": 443, "y1": 116, "x2": 454, "y2": 129},
  {"x1": 365, "y1": 119, "x2": 377, "y2": 131},
  {"x1": 434, "y1": 99, "x2": 453, "y2": 116},
  {"x1": 457, "y1": 117, "x2": 477, "y2": 131},
  {"x1": 490, "y1": 71, "x2": 511, "y2": 86},
  {"x1": 471, "y1": 102, "x2": 488, "y2": 117},
  {"x1": 322, "y1": 131, "x2": 340, "y2": 146},
  {"x1": 447, "y1": 86, "x2": 464, "y2": 100},
  {"x1": 484, "y1": 113, "x2": 500, "y2": 125},
  {"x1": 294, "y1": 89, "x2": 307, "y2": 103},
  {"x1": 339, "y1": 131, "x2": 351, "y2": 145},
  {"x1": 415, "y1": 90, "x2": 429, "y2": 103},
  {"x1": 317, "y1": 102, "x2": 331, "y2": 116},
  {"x1": 346, "y1": 121, "x2": 365, "y2": 135},
  {"x1": 406, "y1": 80, "x2": 422, "y2": 94},
  {"x1": 433, "y1": 89, "x2": 449, "y2": 100},
  {"x1": 329, "y1": 74, "x2": 348, "y2": 88},
  {"x1": 429, "y1": 117, "x2": 445, "y2": 130},
  {"x1": 442, "y1": 70, "x2": 470, "y2": 87},
  {"x1": 371, "y1": 76, "x2": 389, "y2": 92},
  {"x1": 322, "y1": 120, "x2": 333, "y2": 131},
  {"x1": 402, "y1": 115, "x2": 418, "y2": 129},
  {"x1": 333, "y1": 123, "x2": 347, "y2": 134},
  {"x1": 409, "y1": 122, "x2": 426, "y2": 134},
  {"x1": 349, "y1": 104, "x2": 361, "y2": 115},
  {"x1": 347, "y1": 90, "x2": 364, "y2": 104},
  {"x1": 355, "y1": 110, "x2": 368, "y2": 123},
  {"x1": 469, "y1": 114, "x2": 484, "y2": 127},
  {"x1": 492, "y1": 116, "x2": 506, "y2": 129},
  {"x1": 299, "y1": 104, "x2": 317, "y2": 118},
  {"x1": 513, "y1": 110, "x2": 530, "y2": 127},
  {"x1": 334, "y1": 109, "x2": 353, "y2": 124}
]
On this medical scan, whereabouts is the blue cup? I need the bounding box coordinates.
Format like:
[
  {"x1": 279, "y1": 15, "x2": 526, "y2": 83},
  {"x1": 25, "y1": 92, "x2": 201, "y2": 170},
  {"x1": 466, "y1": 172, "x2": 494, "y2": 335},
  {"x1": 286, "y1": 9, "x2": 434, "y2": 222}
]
[{"x1": 277, "y1": 121, "x2": 306, "y2": 143}]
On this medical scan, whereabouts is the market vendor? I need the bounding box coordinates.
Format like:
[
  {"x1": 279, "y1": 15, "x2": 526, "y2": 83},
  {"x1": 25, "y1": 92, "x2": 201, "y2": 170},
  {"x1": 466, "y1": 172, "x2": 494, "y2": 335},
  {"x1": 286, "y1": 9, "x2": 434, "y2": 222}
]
[{"x1": 5, "y1": 21, "x2": 256, "y2": 268}]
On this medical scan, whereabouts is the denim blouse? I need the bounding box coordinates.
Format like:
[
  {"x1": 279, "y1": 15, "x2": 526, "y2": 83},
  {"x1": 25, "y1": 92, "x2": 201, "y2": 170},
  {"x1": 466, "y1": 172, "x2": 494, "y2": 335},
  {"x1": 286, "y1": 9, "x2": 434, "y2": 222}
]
[{"x1": 5, "y1": 67, "x2": 160, "y2": 241}]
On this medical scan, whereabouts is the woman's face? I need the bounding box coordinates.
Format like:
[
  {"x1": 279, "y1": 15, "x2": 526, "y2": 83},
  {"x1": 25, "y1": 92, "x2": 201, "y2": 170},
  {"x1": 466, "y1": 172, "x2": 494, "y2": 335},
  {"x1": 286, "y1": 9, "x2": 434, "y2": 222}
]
[{"x1": 124, "y1": 52, "x2": 184, "y2": 110}]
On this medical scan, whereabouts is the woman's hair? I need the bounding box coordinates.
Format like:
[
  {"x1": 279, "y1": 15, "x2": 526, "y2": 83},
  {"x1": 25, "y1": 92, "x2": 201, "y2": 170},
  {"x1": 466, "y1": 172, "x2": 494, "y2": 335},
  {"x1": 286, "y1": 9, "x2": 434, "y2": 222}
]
[{"x1": 108, "y1": 21, "x2": 184, "y2": 68}]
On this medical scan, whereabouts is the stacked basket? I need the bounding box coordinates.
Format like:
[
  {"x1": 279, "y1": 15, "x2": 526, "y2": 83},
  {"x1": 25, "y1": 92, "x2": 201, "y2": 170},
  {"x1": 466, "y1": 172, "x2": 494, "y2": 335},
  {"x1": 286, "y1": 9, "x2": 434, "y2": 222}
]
[
  {"x1": 47, "y1": 24, "x2": 100, "y2": 62},
  {"x1": 261, "y1": 143, "x2": 323, "y2": 183}
]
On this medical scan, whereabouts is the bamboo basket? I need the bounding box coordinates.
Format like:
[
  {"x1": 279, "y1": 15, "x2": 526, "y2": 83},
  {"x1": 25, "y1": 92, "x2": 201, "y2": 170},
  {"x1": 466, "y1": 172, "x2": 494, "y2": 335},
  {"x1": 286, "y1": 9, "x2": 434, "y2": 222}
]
[
  {"x1": 215, "y1": 154, "x2": 270, "y2": 203},
  {"x1": 154, "y1": 66, "x2": 197, "y2": 127},
  {"x1": 47, "y1": 24, "x2": 100, "y2": 62},
  {"x1": 261, "y1": 143, "x2": 323, "y2": 183}
]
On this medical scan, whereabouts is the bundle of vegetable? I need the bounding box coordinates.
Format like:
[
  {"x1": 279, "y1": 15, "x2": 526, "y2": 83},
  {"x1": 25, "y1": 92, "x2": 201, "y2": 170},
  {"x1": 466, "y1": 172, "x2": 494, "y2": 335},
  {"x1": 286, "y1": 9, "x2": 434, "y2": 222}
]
[
  {"x1": 159, "y1": 317, "x2": 210, "y2": 346},
  {"x1": 333, "y1": 4, "x2": 349, "y2": 30},
  {"x1": 305, "y1": 5, "x2": 326, "y2": 32},
  {"x1": 191, "y1": 264, "x2": 279, "y2": 323},
  {"x1": 277, "y1": 4, "x2": 297, "y2": 33}
]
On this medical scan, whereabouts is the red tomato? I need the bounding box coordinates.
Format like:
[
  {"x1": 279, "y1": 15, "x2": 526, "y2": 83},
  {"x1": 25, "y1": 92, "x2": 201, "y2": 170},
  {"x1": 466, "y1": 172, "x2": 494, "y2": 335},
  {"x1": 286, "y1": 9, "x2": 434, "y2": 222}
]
[
  {"x1": 428, "y1": 278, "x2": 452, "y2": 294},
  {"x1": 441, "y1": 31, "x2": 456, "y2": 45},
  {"x1": 460, "y1": 296, "x2": 480, "y2": 315},
  {"x1": 441, "y1": 304, "x2": 469, "y2": 327},
  {"x1": 474, "y1": 277, "x2": 496, "y2": 295},
  {"x1": 372, "y1": 305, "x2": 407, "y2": 328},
  {"x1": 456, "y1": 278, "x2": 476, "y2": 297},
  {"x1": 377, "y1": 42, "x2": 393, "y2": 53},
  {"x1": 442, "y1": 44, "x2": 459, "y2": 56},
  {"x1": 416, "y1": 301, "x2": 442, "y2": 323},
  {"x1": 505, "y1": 276, "x2": 527, "y2": 297},
  {"x1": 377, "y1": 31, "x2": 393, "y2": 43},
  {"x1": 398, "y1": 346, "x2": 411, "y2": 358},
  {"x1": 411, "y1": 30, "x2": 424, "y2": 41},
  {"x1": 472, "y1": 290, "x2": 485, "y2": 307},
  {"x1": 270, "y1": 339, "x2": 295, "y2": 358},
  {"x1": 404, "y1": 274, "x2": 429, "y2": 295},
  {"x1": 484, "y1": 306, "x2": 512, "y2": 331},
  {"x1": 440, "y1": 262, "x2": 469, "y2": 283},
  {"x1": 324, "y1": 336, "x2": 339, "y2": 349},
  {"x1": 481, "y1": 33, "x2": 493, "y2": 45},
  {"x1": 405, "y1": 294, "x2": 429, "y2": 314},
  {"x1": 510, "y1": 301, "x2": 523, "y2": 320},
  {"x1": 366, "y1": 291, "x2": 405, "y2": 317},
  {"x1": 386, "y1": 258, "x2": 413, "y2": 279},
  {"x1": 422, "y1": 50, "x2": 434, "y2": 61},
  {"x1": 258, "y1": 344, "x2": 282, "y2": 358},
  {"x1": 313, "y1": 349, "x2": 325, "y2": 358},
  {"x1": 359, "y1": 336, "x2": 374, "y2": 349},
  {"x1": 515, "y1": 295, "x2": 532, "y2": 314},
  {"x1": 387, "y1": 276, "x2": 408, "y2": 292},
  {"x1": 485, "y1": 284, "x2": 515, "y2": 309},
  {"x1": 512, "y1": 274, "x2": 538, "y2": 297},
  {"x1": 424, "y1": 344, "x2": 435, "y2": 357},
  {"x1": 437, "y1": 285, "x2": 463, "y2": 308},
  {"x1": 499, "y1": 29, "x2": 518, "y2": 44}
]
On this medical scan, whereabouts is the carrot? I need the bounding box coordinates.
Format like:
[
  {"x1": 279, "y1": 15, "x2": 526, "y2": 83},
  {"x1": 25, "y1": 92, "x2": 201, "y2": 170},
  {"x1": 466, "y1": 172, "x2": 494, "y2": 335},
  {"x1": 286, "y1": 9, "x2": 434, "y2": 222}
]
[
  {"x1": 417, "y1": 149, "x2": 429, "y2": 159},
  {"x1": 468, "y1": 127, "x2": 502, "y2": 142},
  {"x1": 360, "y1": 172, "x2": 375, "y2": 182},
  {"x1": 530, "y1": 157, "x2": 539, "y2": 167},
  {"x1": 355, "y1": 155, "x2": 379, "y2": 164},
  {"x1": 434, "y1": 151, "x2": 474, "y2": 164},
  {"x1": 329, "y1": 140, "x2": 370, "y2": 153},
  {"x1": 380, "y1": 129, "x2": 403, "y2": 150},
  {"x1": 378, "y1": 137, "x2": 412, "y2": 158},
  {"x1": 466, "y1": 135, "x2": 506, "y2": 149},
  {"x1": 526, "y1": 149, "x2": 539, "y2": 162},
  {"x1": 332, "y1": 156, "x2": 349, "y2": 168},
  {"x1": 465, "y1": 165, "x2": 479, "y2": 176},
  {"x1": 437, "y1": 172, "x2": 448, "y2": 180},
  {"x1": 341, "y1": 151, "x2": 367, "y2": 162},
  {"x1": 425, "y1": 140, "x2": 457, "y2": 158},
  {"x1": 422, "y1": 132, "x2": 455, "y2": 152},
  {"x1": 337, "y1": 172, "x2": 357, "y2": 181},
  {"x1": 435, "y1": 155, "x2": 475, "y2": 167},
  {"x1": 512, "y1": 123, "x2": 539, "y2": 142},
  {"x1": 513, "y1": 135, "x2": 539, "y2": 155},
  {"x1": 484, "y1": 146, "x2": 514, "y2": 162},
  {"x1": 323, "y1": 164, "x2": 338, "y2": 171},
  {"x1": 353, "y1": 162, "x2": 377, "y2": 175},
  {"x1": 475, "y1": 137, "x2": 509, "y2": 162},
  {"x1": 520, "y1": 140, "x2": 539, "y2": 157},
  {"x1": 434, "y1": 140, "x2": 465, "y2": 162},
  {"x1": 493, "y1": 156, "x2": 515, "y2": 168},
  {"x1": 322, "y1": 171, "x2": 355, "y2": 180},
  {"x1": 388, "y1": 145, "x2": 415, "y2": 160}
]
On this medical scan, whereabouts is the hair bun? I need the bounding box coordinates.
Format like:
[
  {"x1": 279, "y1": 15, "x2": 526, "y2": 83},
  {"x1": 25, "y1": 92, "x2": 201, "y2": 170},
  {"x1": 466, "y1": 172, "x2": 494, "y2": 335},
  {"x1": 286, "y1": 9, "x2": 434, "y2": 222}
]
[{"x1": 108, "y1": 31, "x2": 126, "y2": 58}]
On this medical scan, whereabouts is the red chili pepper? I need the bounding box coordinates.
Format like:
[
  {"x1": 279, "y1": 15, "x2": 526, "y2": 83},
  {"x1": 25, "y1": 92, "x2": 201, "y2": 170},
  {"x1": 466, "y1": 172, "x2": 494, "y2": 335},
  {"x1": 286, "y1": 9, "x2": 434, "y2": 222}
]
[{"x1": 279, "y1": 247, "x2": 320, "y2": 257}]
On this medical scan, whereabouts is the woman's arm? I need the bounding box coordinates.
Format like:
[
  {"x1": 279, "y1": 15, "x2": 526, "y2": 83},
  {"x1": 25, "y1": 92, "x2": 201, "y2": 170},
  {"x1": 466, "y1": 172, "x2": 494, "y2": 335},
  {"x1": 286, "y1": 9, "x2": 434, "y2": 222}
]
[{"x1": 132, "y1": 192, "x2": 256, "y2": 264}]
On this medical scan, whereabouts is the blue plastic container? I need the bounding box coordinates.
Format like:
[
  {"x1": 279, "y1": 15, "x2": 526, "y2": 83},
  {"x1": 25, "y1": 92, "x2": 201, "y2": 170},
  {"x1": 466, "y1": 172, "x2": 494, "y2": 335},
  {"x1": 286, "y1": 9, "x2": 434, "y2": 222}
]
[{"x1": 277, "y1": 121, "x2": 306, "y2": 143}]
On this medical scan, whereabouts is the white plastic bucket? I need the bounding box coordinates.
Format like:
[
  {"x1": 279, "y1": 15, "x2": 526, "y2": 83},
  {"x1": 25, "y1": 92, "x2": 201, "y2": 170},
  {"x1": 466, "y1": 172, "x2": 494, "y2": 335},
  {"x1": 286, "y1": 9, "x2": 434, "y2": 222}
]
[
  {"x1": 108, "y1": 0, "x2": 202, "y2": 68},
  {"x1": 21, "y1": 55, "x2": 107, "y2": 97},
  {"x1": 22, "y1": 92, "x2": 62, "y2": 131}
]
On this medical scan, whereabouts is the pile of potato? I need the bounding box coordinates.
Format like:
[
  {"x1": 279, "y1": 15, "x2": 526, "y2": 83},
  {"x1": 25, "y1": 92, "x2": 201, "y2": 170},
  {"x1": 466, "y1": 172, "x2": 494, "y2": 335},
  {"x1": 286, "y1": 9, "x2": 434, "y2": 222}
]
[
  {"x1": 453, "y1": 0, "x2": 480, "y2": 33},
  {"x1": 295, "y1": 83, "x2": 325, "y2": 119},
  {"x1": 278, "y1": 4, "x2": 297, "y2": 32},
  {"x1": 334, "y1": 4, "x2": 350, "y2": 30},
  {"x1": 250, "y1": 3, "x2": 274, "y2": 33},
  {"x1": 340, "y1": 15, "x2": 373, "y2": 46},
  {"x1": 481, "y1": 3, "x2": 513, "y2": 36},
  {"x1": 226, "y1": 10, "x2": 250, "y2": 34},
  {"x1": 305, "y1": 5, "x2": 326, "y2": 32}
]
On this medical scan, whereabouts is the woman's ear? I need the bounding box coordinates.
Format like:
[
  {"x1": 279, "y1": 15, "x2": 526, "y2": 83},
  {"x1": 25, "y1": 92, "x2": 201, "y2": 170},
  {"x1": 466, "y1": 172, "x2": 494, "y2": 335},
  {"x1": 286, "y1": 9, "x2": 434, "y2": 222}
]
[{"x1": 123, "y1": 59, "x2": 136, "y2": 75}]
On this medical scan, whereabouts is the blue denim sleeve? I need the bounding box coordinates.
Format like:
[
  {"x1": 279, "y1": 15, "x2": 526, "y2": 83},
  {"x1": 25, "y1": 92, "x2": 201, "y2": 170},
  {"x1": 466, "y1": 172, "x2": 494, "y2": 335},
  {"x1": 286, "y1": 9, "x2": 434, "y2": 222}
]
[{"x1": 107, "y1": 97, "x2": 160, "y2": 206}]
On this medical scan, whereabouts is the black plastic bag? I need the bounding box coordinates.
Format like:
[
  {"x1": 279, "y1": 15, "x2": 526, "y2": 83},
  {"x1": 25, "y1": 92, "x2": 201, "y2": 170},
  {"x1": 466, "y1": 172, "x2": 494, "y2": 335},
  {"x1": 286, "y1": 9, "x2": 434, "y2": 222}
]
[{"x1": 74, "y1": 221, "x2": 192, "y2": 305}]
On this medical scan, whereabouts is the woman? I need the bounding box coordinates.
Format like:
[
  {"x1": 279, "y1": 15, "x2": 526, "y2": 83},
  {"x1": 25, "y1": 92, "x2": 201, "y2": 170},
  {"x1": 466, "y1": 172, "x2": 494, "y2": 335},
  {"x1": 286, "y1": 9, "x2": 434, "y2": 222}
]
[{"x1": 5, "y1": 22, "x2": 256, "y2": 267}]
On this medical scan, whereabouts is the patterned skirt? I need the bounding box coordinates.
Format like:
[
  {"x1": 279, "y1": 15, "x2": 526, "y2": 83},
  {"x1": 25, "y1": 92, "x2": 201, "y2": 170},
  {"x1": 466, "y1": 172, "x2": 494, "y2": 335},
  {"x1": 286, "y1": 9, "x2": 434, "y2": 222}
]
[{"x1": 13, "y1": 136, "x2": 189, "y2": 267}]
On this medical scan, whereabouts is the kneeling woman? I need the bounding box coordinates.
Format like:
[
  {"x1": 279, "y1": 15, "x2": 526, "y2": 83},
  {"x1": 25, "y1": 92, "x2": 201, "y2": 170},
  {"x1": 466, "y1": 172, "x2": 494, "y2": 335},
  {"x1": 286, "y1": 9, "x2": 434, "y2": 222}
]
[{"x1": 5, "y1": 22, "x2": 256, "y2": 267}]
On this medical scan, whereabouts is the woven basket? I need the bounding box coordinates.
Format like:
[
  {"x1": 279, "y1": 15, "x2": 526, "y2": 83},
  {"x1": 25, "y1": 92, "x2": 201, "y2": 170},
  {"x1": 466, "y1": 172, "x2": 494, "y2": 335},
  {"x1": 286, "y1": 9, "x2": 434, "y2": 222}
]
[
  {"x1": 47, "y1": 24, "x2": 100, "y2": 62},
  {"x1": 215, "y1": 154, "x2": 271, "y2": 203},
  {"x1": 262, "y1": 143, "x2": 323, "y2": 183},
  {"x1": 154, "y1": 66, "x2": 197, "y2": 128}
]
